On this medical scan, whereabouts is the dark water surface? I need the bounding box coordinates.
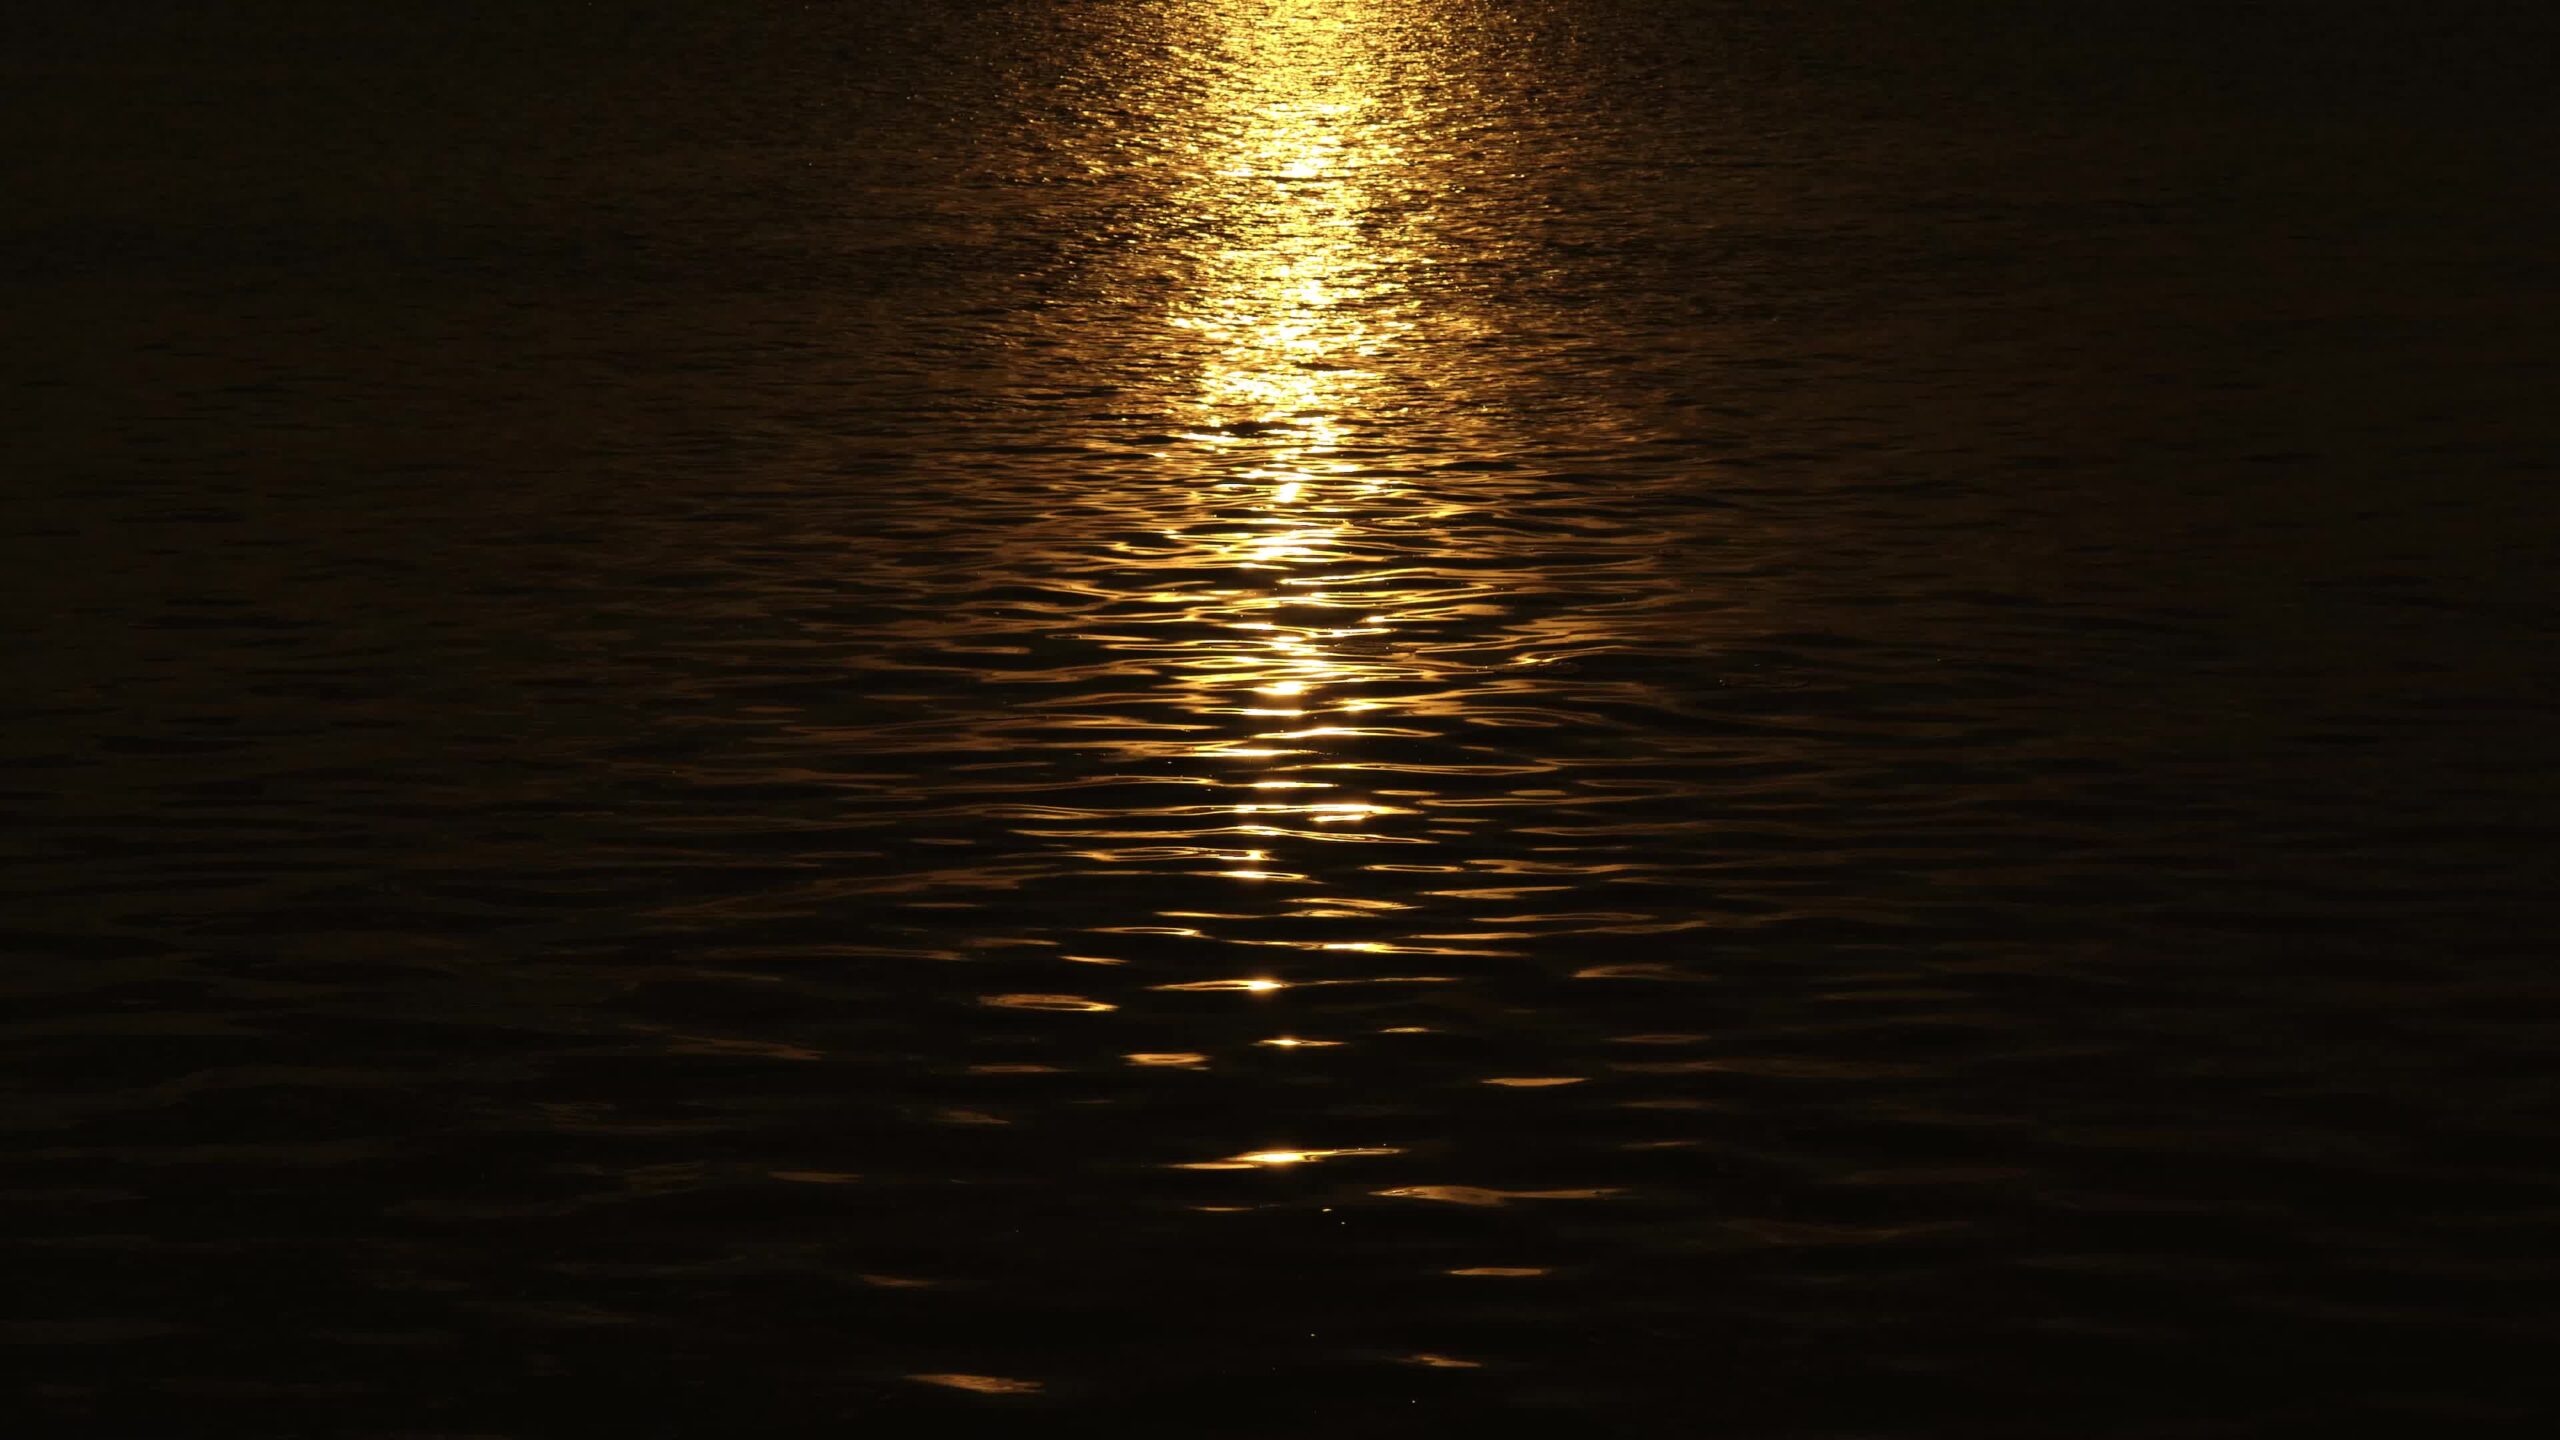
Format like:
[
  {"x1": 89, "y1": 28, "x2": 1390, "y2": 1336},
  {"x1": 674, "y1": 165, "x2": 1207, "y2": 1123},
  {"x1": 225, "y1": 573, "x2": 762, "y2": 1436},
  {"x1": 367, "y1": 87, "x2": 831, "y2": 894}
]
[{"x1": 8, "y1": 2, "x2": 2560, "y2": 1432}]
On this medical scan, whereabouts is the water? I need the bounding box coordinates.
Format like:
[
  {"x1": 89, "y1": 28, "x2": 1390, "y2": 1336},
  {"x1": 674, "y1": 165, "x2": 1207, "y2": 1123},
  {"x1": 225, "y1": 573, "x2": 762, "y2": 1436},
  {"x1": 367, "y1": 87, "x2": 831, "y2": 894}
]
[{"x1": 7, "y1": 2, "x2": 2558, "y2": 1431}]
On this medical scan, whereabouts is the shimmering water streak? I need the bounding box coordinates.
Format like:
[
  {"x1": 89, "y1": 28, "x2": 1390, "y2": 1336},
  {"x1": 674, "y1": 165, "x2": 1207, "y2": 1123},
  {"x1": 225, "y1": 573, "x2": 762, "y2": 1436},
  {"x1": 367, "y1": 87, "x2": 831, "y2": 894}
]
[
  {"x1": 1115, "y1": 0, "x2": 1427, "y2": 868},
  {"x1": 945, "y1": 1, "x2": 1735, "y2": 1181},
  {"x1": 1161, "y1": 3, "x2": 1424, "y2": 870},
  {"x1": 1018, "y1": 2, "x2": 1572, "y2": 979}
]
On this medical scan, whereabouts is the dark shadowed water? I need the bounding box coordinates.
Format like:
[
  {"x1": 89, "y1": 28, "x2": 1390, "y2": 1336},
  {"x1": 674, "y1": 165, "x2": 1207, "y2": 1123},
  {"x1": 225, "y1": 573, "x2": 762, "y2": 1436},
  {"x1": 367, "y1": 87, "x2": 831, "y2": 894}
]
[{"x1": 7, "y1": 1, "x2": 2559, "y2": 1433}]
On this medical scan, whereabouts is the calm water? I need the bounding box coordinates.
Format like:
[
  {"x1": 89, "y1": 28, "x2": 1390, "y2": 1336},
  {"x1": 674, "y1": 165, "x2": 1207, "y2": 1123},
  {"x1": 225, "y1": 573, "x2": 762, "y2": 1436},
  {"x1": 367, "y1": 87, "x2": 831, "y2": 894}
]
[{"x1": 7, "y1": 1, "x2": 2560, "y2": 1432}]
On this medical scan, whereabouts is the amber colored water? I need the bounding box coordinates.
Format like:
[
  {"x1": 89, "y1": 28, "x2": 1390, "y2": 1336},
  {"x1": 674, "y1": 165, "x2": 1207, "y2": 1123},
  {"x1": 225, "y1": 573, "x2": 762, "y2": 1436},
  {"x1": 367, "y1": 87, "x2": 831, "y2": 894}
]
[{"x1": 6, "y1": 2, "x2": 2559, "y2": 1433}]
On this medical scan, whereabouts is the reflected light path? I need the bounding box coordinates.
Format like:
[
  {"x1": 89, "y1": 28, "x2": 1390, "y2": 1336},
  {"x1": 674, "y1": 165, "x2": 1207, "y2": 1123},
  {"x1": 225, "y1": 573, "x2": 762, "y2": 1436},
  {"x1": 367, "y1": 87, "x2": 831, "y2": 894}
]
[
  {"x1": 1137, "y1": 0, "x2": 1441, "y2": 912},
  {"x1": 969, "y1": 0, "x2": 1680, "y2": 1187},
  {"x1": 1029, "y1": 0, "x2": 1514, "y2": 1172}
]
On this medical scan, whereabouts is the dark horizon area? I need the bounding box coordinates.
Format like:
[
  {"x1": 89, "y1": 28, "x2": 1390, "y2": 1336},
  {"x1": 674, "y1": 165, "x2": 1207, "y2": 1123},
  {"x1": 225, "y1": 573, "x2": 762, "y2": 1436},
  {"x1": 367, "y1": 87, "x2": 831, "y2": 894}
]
[{"x1": 8, "y1": 2, "x2": 2559, "y2": 1434}]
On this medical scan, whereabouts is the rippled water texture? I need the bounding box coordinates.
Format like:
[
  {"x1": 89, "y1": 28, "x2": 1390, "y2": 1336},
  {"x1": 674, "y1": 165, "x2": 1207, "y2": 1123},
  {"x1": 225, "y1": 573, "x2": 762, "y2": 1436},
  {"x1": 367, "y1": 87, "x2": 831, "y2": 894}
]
[{"x1": 8, "y1": 1, "x2": 2560, "y2": 1433}]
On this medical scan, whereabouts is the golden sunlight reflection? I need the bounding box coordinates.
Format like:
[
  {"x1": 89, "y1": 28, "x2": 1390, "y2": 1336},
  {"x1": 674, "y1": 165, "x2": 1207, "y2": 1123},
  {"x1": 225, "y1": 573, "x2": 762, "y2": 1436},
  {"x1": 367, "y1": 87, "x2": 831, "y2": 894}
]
[
  {"x1": 1175, "y1": 1146, "x2": 1404, "y2": 1171},
  {"x1": 1142, "y1": 0, "x2": 1452, "y2": 922},
  {"x1": 1126, "y1": 1052, "x2": 1211, "y2": 1068},
  {"x1": 978, "y1": 993, "x2": 1117, "y2": 1013},
  {"x1": 1148, "y1": 974, "x2": 1454, "y2": 992},
  {"x1": 908, "y1": 1374, "x2": 1044, "y2": 1396},
  {"x1": 1013, "y1": 0, "x2": 1562, "y2": 1183},
  {"x1": 1375, "y1": 1185, "x2": 1625, "y2": 1207}
]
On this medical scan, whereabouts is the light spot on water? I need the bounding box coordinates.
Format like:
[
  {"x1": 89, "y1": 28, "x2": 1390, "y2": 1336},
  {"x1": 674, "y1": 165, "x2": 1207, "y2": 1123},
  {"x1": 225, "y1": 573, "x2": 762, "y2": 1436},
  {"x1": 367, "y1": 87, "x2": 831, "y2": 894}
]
[
  {"x1": 908, "y1": 1374, "x2": 1043, "y2": 1396},
  {"x1": 933, "y1": 1109, "x2": 1008, "y2": 1127},
  {"x1": 979, "y1": 994, "x2": 1117, "y2": 1012},
  {"x1": 1374, "y1": 1185, "x2": 1622, "y2": 1207},
  {"x1": 1174, "y1": 1146, "x2": 1401, "y2": 1170}
]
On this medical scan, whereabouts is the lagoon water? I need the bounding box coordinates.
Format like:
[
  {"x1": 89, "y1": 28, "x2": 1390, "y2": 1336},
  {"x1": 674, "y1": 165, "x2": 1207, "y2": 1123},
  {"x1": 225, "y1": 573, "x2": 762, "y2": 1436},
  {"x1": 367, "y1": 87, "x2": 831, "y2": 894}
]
[{"x1": 7, "y1": 2, "x2": 2559, "y2": 1432}]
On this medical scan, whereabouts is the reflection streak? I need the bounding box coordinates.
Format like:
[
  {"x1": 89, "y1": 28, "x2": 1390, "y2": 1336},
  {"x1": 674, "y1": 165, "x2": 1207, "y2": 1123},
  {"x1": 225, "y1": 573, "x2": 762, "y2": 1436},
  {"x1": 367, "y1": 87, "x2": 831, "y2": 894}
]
[
  {"x1": 1003, "y1": 0, "x2": 1657, "y2": 1176},
  {"x1": 1141, "y1": 0, "x2": 1443, "y2": 945}
]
